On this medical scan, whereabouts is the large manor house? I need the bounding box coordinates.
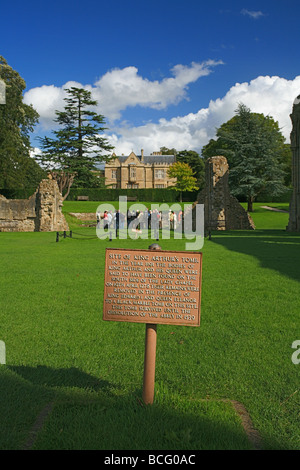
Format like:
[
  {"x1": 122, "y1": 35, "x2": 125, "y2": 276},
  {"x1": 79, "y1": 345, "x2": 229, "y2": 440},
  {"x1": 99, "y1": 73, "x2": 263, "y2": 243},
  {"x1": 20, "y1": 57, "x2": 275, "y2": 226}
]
[{"x1": 104, "y1": 149, "x2": 176, "y2": 189}]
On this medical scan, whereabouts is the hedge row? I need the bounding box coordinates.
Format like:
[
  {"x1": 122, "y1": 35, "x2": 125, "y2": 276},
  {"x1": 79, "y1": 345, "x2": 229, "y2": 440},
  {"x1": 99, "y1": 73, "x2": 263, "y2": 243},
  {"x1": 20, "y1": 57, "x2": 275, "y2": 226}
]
[
  {"x1": 66, "y1": 187, "x2": 199, "y2": 202},
  {"x1": 0, "y1": 188, "x2": 36, "y2": 199},
  {"x1": 236, "y1": 189, "x2": 292, "y2": 203},
  {"x1": 0, "y1": 186, "x2": 292, "y2": 203},
  {"x1": 0, "y1": 186, "x2": 197, "y2": 202}
]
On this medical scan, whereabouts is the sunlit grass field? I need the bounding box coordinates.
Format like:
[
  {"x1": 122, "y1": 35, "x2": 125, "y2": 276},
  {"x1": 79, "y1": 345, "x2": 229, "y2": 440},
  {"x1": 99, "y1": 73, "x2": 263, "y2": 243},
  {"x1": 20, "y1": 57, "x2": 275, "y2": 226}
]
[{"x1": 0, "y1": 201, "x2": 299, "y2": 450}]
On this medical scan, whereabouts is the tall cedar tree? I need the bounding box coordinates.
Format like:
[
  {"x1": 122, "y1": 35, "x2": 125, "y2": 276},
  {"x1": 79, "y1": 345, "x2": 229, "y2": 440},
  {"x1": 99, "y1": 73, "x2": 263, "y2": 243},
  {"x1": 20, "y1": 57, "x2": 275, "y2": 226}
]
[
  {"x1": 0, "y1": 56, "x2": 42, "y2": 189},
  {"x1": 37, "y1": 87, "x2": 114, "y2": 199},
  {"x1": 202, "y1": 103, "x2": 287, "y2": 211}
]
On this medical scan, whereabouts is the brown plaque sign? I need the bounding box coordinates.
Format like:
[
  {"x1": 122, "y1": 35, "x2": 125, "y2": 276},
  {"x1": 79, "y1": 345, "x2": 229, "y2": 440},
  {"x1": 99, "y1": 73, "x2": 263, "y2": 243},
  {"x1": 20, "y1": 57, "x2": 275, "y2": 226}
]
[{"x1": 103, "y1": 248, "x2": 202, "y2": 326}]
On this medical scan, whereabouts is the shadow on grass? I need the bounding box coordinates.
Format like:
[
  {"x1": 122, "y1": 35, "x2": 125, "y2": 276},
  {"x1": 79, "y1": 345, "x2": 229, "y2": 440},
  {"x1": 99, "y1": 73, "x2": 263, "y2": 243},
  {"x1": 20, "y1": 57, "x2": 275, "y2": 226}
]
[
  {"x1": 0, "y1": 364, "x2": 261, "y2": 450},
  {"x1": 210, "y1": 229, "x2": 300, "y2": 283},
  {"x1": 0, "y1": 365, "x2": 117, "y2": 449},
  {"x1": 10, "y1": 365, "x2": 113, "y2": 391}
]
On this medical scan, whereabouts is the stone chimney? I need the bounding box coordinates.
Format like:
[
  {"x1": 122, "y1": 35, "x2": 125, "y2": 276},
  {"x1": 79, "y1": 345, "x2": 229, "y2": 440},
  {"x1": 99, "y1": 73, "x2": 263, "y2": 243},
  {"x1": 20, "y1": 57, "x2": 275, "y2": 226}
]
[{"x1": 141, "y1": 149, "x2": 144, "y2": 162}]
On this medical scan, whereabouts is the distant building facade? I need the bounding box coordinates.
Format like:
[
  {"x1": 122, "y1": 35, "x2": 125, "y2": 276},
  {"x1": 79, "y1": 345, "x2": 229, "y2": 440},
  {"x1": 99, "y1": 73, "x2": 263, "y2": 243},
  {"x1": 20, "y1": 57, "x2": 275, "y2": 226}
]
[{"x1": 104, "y1": 150, "x2": 176, "y2": 189}]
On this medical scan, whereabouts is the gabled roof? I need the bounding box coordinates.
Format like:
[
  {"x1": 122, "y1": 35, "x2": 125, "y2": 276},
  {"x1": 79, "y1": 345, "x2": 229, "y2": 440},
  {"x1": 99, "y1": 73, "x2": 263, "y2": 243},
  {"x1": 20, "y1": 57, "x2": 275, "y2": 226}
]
[
  {"x1": 112, "y1": 153, "x2": 175, "y2": 165},
  {"x1": 143, "y1": 155, "x2": 175, "y2": 164}
]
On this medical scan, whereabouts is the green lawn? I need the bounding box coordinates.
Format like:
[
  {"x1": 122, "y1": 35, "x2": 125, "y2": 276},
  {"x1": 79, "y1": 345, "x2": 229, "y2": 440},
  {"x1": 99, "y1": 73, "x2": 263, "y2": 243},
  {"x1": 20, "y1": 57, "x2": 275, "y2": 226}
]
[
  {"x1": 0, "y1": 202, "x2": 299, "y2": 450},
  {"x1": 241, "y1": 202, "x2": 289, "y2": 229},
  {"x1": 62, "y1": 200, "x2": 188, "y2": 214}
]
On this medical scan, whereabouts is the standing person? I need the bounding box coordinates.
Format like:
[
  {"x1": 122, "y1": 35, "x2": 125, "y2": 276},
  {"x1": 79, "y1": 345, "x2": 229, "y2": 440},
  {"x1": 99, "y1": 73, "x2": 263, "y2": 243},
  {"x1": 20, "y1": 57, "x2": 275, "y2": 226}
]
[
  {"x1": 115, "y1": 210, "x2": 120, "y2": 229},
  {"x1": 96, "y1": 210, "x2": 100, "y2": 224},
  {"x1": 169, "y1": 210, "x2": 174, "y2": 230},
  {"x1": 103, "y1": 211, "x2": 109, "y2": 229},
  {"x1": 178, "y1": 210, "x2": 182, "y2": 228},
  {"x1": 158, "y1": 211, "x2": 162, "y2": 230},
  {"x1": 173, "y1": 211, "x2": 177, "y2": 230},
  {"x1": 120, "y1": 211, "x2": 125, "y2": 229},
  {"x1": 127, "y1": 208, "x2": 131, "y2": 226},
  {"x1": 151, "y1": 209, "x2": 159, "y2": 240},
  {"x1": 107, "y1": 211, "x2": 113, "y2": 227}
]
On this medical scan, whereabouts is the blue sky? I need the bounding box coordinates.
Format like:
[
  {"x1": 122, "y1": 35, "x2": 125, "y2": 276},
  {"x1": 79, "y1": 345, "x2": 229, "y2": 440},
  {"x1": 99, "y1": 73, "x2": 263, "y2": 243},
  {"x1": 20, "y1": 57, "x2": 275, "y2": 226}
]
[{"x1": 1, "y1": 0, "x2": 300, "y2": 155}]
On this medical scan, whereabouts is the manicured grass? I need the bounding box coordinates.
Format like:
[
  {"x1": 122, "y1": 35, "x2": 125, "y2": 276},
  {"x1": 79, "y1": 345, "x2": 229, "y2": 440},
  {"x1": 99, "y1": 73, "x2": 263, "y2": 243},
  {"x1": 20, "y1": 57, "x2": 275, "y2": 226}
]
[
  {"x1": 0, "y1": 205, "x2": 299, "y2": 450},
  {"x1": 33, "y1": 395, "x2": 252, "y2": 450},
  {"x1": 62, "y1": 200, "x2": 188, "y2": 214},
  {"x1": 240, "y1": 202, "x2": 289, "y2": 230},
  {"x1": 63, "y1": 200, "x2": 290, "y2": 231}
]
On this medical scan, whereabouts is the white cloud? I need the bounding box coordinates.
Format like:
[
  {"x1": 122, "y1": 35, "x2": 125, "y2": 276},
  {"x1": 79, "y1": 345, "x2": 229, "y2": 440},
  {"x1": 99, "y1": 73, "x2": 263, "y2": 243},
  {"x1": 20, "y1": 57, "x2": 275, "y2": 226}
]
[
  {"x1": 241, "y1": 9, "x2": 265, "y2": 19},
  {"x1": 105, "y1": 75, "x2": 300, "y2": 155},
  {"x1": 26, "y1": 69, "x2": 300, "y2": 158},
  {"x1": 24, "y1": 61, "x2": 223, "y2": 126},
  {"x1": 24, "y1": 81, "x2": 84, "y2": 129},
  {"x1": 93, "y1": 62, "x2": 223, "y2": 120}
]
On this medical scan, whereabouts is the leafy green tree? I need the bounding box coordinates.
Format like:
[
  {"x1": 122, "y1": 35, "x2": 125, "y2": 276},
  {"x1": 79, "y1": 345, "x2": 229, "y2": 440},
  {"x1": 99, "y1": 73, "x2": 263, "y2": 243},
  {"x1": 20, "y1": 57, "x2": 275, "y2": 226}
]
[
  {"x1": 0, "y1": 56, "x2": 41, "y2": 189},
  {"x1": 202, "y1": 103, "x2": 288, "y2": 211},
  {"x1": 37, "y1": 87, "x2": 114, "y2": 199},
  {"x1": 176, "y1": 150, "x2": 205, "y2": 190},
  {"x1": 280, "y1": 143, "x2": 292, "y2": 187},
  {"x1": 159, "y1": 146, "x2": 177, "y2": 156},
  {"x1": 159, "y1": 147, "x2": 205, "y2": 190},
  {"x1": 167, "y1": 161, "x2": 199, "y2": 202}
]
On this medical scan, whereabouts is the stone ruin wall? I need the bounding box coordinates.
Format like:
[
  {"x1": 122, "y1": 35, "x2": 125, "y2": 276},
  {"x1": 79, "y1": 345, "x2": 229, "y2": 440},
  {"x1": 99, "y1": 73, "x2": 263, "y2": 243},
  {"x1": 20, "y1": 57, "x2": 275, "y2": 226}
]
[
  {"x1": 195, "y1": 156, "x2": 255, "y2": 231},
  {"x1": 287, "y1": 96, "x2": 300, "y2": 231},
  {"x1": 0, "y1": 178, "x2": 69, "y2": 232}
]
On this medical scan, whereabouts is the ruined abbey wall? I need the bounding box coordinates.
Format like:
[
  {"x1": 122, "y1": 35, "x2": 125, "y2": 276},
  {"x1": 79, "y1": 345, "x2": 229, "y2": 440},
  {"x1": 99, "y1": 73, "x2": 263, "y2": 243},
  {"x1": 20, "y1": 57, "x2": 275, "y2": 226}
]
[
  {"x1": 287, "y1": 96, "x2": 300, "y2": 231},
  {"x1": 0, "y1": 179, "x2": 69, "y2": 232},
  {"x1": 196, "y1": 156, "x2": 255, "y2": 231}
]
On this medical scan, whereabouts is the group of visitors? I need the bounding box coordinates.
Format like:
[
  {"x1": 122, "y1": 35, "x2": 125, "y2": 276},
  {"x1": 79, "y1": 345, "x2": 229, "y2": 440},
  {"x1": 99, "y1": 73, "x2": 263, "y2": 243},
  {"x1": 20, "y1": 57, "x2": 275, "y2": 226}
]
[{"x1": 97, "y1": 208, "x2": 183, "y2": 233}]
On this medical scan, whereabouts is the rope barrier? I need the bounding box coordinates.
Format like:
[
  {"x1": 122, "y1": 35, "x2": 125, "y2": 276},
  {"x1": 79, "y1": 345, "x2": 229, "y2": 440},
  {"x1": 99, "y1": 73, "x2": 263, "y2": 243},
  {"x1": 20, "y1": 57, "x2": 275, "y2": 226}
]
[{"x1": 56, "y1": 230, "x2": 112, "y2": 241}]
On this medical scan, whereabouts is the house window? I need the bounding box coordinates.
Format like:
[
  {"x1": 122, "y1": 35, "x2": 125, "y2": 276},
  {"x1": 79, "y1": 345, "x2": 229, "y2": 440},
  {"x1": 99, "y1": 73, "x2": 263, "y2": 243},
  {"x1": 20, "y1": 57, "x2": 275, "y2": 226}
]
[
  {"x1": 130, "y1": 166, "x2": 136, "y2": 178},
  {"x1": 155, "y1": 184, "x2": 165, "y2": 188},
  {"x1": 155, "y1": 169, "x2": 165, "y2": 179},
  {"x1": 111, "y1": 169, "x2": 117, "y2": 179}
]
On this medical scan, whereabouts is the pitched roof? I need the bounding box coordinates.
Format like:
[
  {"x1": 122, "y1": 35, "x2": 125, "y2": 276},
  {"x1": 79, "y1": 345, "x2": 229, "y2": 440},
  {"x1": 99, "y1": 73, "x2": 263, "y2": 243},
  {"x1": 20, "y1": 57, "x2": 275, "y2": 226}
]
[{"x1": 117, "y1": 154, "x2": 175, "y2": 164}]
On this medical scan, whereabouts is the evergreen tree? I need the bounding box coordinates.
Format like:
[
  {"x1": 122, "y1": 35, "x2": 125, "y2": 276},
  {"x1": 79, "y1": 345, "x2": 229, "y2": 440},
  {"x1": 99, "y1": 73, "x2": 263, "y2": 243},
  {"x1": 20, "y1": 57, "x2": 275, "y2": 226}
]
[
  {"x1": 202, "y1": 103, "x2": 288, "y2": 211},
  {"x1": 37, "y1": 87, "x2": 114, "y2": 198}
]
